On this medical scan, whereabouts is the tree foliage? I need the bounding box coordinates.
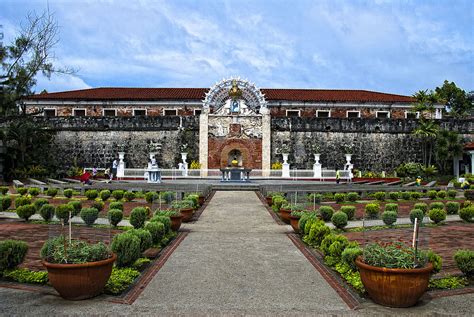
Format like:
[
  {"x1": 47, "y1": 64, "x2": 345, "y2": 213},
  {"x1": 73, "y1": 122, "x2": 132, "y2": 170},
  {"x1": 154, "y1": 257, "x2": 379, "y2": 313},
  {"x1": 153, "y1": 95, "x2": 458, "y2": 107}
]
[{"x1": 435, "y1": 80, "x2": 473, "y2": 118}]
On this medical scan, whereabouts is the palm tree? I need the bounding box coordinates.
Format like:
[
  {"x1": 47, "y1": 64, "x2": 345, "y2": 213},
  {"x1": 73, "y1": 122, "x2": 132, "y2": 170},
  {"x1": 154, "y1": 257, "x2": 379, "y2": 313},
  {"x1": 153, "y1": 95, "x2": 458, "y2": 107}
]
[
  {"x1": 413, "y1": 119, "x2": 439, "y2": 166},
  {"x1": 435, "y1": 130, "x2": 464, "y2": 175}
]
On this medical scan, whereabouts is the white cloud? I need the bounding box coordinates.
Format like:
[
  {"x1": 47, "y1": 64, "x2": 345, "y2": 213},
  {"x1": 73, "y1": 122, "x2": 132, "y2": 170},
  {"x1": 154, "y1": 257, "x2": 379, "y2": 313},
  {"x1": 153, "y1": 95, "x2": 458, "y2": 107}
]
[{"x1": 34, "y1": 73, "x2": 91, "y2": 93}]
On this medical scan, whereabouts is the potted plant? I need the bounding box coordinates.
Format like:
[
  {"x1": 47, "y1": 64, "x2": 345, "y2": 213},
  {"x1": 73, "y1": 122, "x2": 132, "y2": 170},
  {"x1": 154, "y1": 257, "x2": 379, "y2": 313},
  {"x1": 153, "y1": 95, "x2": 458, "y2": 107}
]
[
  {"x1": 171, "y1": 200, "x2": 194, "y2": 222},
  {"x1": 289, "y1": 210, "x2": 306, "y2": 233},
  {"x1": 155, "y1": 209, "x2": 183, "y2": 231},
  {"x1": 41, "y1": 236, "x2": 116, "y2": 300},
  {"x1": 355, "y1": 242, "x2": 436, "y2": 308},
  {"x1": 279, "y1": 203, "x2": 292, "y2": 224}
]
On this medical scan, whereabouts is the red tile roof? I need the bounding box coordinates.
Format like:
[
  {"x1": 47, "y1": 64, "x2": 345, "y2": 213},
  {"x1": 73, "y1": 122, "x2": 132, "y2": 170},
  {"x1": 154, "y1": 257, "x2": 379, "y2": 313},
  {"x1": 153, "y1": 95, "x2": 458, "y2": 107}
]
[
  {"x1": 464, "y1": 142, "x2": 474, "y2": 150},
  {"x1": 26, "y1": 87, "x2": 414, "y2": 103}
]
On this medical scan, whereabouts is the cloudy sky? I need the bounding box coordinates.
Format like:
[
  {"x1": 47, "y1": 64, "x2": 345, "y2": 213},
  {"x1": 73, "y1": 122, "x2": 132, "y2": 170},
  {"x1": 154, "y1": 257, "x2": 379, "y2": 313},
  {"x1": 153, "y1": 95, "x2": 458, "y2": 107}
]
[{"x1": 1, "y1": 0, "x2": 472, "y2": 95}]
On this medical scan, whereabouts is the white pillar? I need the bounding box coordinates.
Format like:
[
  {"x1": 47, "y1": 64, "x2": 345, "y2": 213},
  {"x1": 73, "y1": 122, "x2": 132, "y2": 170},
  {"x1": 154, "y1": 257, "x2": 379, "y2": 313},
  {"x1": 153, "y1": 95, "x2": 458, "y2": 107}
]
[
  {"x1": 199, "y1": 110, "x2": 209, "y2": 177},
  {"x1": 261, "y1": 108, "x2": 271, "y2": 177},
  {"x1": 282, "y1": 153, "x2": 290, "y2": 178},
  {"x1": 469, "y1": 151, "x2": 474, "y2": 175},
  {"x1": 313, "y1": 153, "x2": 322, "y2": 178}
]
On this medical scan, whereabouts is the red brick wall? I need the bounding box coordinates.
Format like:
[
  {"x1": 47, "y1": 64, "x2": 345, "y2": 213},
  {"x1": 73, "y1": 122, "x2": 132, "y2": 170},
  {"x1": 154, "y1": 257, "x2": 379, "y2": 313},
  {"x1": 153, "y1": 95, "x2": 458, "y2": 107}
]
[{"x1": 208, "y1": 138, "x2": 262, "y2": 169}]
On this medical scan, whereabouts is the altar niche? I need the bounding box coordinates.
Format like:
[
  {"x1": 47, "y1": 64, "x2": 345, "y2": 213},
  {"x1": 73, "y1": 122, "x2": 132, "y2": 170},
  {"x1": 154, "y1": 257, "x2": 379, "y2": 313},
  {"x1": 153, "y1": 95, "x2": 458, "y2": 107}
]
[{"x1": 228, "y1": 149, "x2": 242, "y2": 167}]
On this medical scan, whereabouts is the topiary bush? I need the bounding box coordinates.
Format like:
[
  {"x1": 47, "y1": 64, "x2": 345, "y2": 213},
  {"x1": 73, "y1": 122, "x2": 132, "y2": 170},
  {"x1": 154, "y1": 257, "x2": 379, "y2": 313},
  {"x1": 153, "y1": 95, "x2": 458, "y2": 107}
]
[
  {"x1": 128, "y1": 229, "x2": 153, "y2": 252},
  {"x1": 298, "y1": 212, "x2": 318, "y2": 233},
  {"x1": 430, "y1": 202, "x2": 445, "y2": 210},
  {"x1": 384, "y1": 203, "x2": 398, "y2": 213},
  {"x1": 0, "y1": 196, "x2": 12, "y2": 211},
  {"x1": 112, "y1": 190, "x2": 124, "y2": 201},
  {"x1": 410, "y1": 209, "x2": 424, "y2": 225},
  {"x1": 437, "y1": 190, "x2": 447, "y2": 199},
  {"x1": 46, "y1": 188, "x2": 58, "y2": 197},
  {"x1": 15, "y1": 196, "x2": 31, "y2": 208},
  {"x1": 341, "y1": 246, "x2": 363, "y2": 270},
  {"x1": 145, "y1": 191, "x2": 159, "y2": 204},
  {"x1": 33, "y1": 198, "x2": 49, "y2": 211},
  {"x1": 347, "y1": 192, "x2": 359, "y2": 202},
  {"x1": 365, "y1": 203, "x2": 380, "y2": 219},
  {"x1": 320, "y1": 234, "x2": 351, "y2": 266},
  {"x1": 67, "y1": 200, "x2": 82, "y2": 217},
  {"x1": 130, "y1": 207, "x2": 148, "y2": 229},
  {"x1": 28, "y1": 187, "x2": 40, "y2": 197},
  {"x1": 16, "y1": 204, "x2": 36, "y2": 221},
  {"x1": 447, "y1": 189, "x2": 457, "y2": 199},
  {"x1": 429, "y1": 208, "x2": 447, "y2": 224},
  {"x1": 99, "y1": 190, "x2": 111, "y2": 201},
  {"x1": 459, "y1": 206, "x2": 474, "y2": 223},
  {"x1": 401, "y1": 191, "x2": 411, "y2": 201},
  {"x1": 90, "y1": 200, "x2": 104, "y2": 212},
  {"x1": 319, "y1": 206, "x2": 334, "y2": 222},
  {"x1": 454, "y1": 249, "x2": 474, "y2": 277},
  {"x1": 0, "y1": 240, "x2": 28, "y2": 270},
  {"x1": 0, "y1": 186, "x2": 9, "y2": 195},
  {"x1": 307, "y1": 193, "x2": 322, "y2": 203},
  {"x1": 150, "y1": 215, "x2": 171, "y2": 233},
  {"x1": 414, "y1": 202, "x2": 428, "y2": 214},
  {"x1": 374, "y1": 192, "x2": 386, "y2": 201},
  {"x1": 39, "y1": 204, "x2": 55, "y2": 221},
  {"x1": 303, "y1": 220, "x2": 330, "y2": 247},
  {"x1": 111, "y1": 232, "x2": 141, "y2": 267},
  {"x1": 424, "y1": 250, "x2": 442, "y2": 274},
  {"x1": 145, "y1": 222, "x2": 165, "y2": 244},
  {"x1": 17, "y1": 187, "x2": 28, "y2": 195},
  {"x1": 272, "y1": 196, "x2": 288, "y2": 212},
  {"x1": 85, "y1": 189, "x2": 99, "y2": 200},
  {"x1": 80, "y1": 207, "x2": 99, "y2": 226},
  {"x1": 340, "y1": 206, "x2": 356, "y2": 220},
  {"x1": 382, "y1": 211, "x2": 398, "y2": 226},
  {"x1": 331, "y1": 211, "x2": 348, "y2": 229},
  {"x1": 63, "y1": 188, "x2": 73, "y2": 198},
  {"x1": 445, "y1": 202, "x2": 460, "y2": 215},
  {"x1": 464, "y1": 190, "x2": 474, "y2": 200},
  {"x1": 109, "y1": 201, "x2": 124, "y2": 211},
  {"x1": 427, "y1": 190, "x2": 438, "y2": 200},
  {"x1": 55, "y1": 204, "x2": 74, "y2": 224},
  {"x1": 388, "y1": 191, "x2": 399, "y2": 201},
  {"x1": 411, "y1": 191, "x2": 422, "y2": 200},
  {"x1": 108, "y1": 209, "x2": 123, "y2": 227},
  {"x1": 160, "y1": 191, "x2": 176, "y2": 204},
  {"x1": 123, "y1": 191, "x2": 135, "y2": 202},
  {"x1": 334, "y1": 193, "x2": 346, "y2": 203}
]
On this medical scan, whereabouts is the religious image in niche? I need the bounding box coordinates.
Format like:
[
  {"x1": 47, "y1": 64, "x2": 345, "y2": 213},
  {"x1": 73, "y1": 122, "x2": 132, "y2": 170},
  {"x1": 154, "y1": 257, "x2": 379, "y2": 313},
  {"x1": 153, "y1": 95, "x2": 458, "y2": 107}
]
[{"x1": 231, "y1": 157, "x2": 239, "y2": 167}]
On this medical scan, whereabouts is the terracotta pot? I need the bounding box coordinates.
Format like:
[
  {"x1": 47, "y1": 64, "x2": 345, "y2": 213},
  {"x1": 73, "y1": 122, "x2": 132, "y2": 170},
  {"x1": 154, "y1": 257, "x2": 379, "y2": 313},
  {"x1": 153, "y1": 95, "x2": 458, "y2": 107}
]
[
  {"x1": 42, "y1": 253, "x2": 116, "y2": 300},
  {"x1": 266, "y1": 196, "x2": 273, "y2": 206},
  {"x1": 279, "y1": 208, "x2": 291, "y2": 224},
  {"x1": 180, "y1": 207, "x2": 194, "y2": 222},
  {"x1": 198, "y1": 196, "x2": 205, "y2": 206},
  {"x1": 170, "y1": 214, "x2": 183, "y2": 231},
  {"x1": 355, "y1": 257, "x2": 433, "y2": 308},
  {"x1": 289, "y1": 214, "x2": 301, "y2": 233}
]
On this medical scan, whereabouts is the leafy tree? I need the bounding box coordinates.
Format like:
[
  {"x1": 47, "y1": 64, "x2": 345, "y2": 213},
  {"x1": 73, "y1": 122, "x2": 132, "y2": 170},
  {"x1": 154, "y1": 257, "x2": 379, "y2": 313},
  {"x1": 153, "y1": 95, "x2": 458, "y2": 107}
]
[
  {"x1": 435, "y1": 130, "x2": 464, "y2": 174},
  {"x1": 435, "y1": 80, "x2": 473, "y2": 118},
  {"x1": 412, "y1": 119, "x2": 439, "y2": 166},
  {"x1": 412, "y1": 90, "x2": 440, "y2": 117}
]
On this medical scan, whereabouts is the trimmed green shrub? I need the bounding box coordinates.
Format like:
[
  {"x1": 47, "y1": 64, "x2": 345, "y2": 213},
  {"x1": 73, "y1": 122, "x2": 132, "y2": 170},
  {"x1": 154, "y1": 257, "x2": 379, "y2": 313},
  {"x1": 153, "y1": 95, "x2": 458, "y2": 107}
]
[
  {"x1": 123, "y1": 191, "x2": 135, "y2": 202},
  {"x1": 427, "y1": 190, "x2": 438, "y2": 199},
  {"x1": 160, "y1": 191, "x2": 176, "y2": 204},
  {"x1": 437, "y1": 190, "x2": 447, "y2": 199},
  {"x1": 128, "y1": 229, "x2": 153, "y2": 252},
  {"x1": 46, "y1": 188, "x2": 58, "y2": 197},
  {"x1": 145, "y1": 191, "x2": 159, "y2": 204},
  {"x1": 347, "y1": 192, "x2": 359, "y2": 202},
  {"x1": 105, "y1": 267, "x2": 140, "y2": 294},
  {"x1": 374, "y1": 192, "x2": 386, "y2": 201},
  {"x1": 298, "y1": 212, "x2": 318, "y2": 233},
  {"x1": 410, "y1": 209, "x2": 424, "y2": 225},
  {"x1": 341, "y1": 246, "x2": 363, "y2": 270},
  {"x1": 91, "y1": 200, "x2": 105, "y2": 212},
  {"x1": 109, "y1": 201, "x2": 124, "y2": 211},
  {"x1": 130, "y1": 207, "x2": 148, "y2": 229},
  {"x1": 307, "y1": 193, "x2": 322, "y2": 203},
  {"x1": 401, "y1": 191, "x2": 411, "y2": 200},
  {"x1": 388, "y1": 191, "x2": 399, "y2": 201},
  {"x1": 429, "y1": 208, "x2": 447, "y2": 224},
  {"x1": 17, "y1": 187, "x2": 28, "y2": 195},
  {"x1": 80, "y1": 207, "x2": 99, "y2": 226},
  {"x1": 99, "y1": 190, "x2": 111, "y2": 201},
  {"x1": 445, "y1": 202, "x2": 460, "y2": 215},
  {"x1": 459, "y1": 206, "x2": 474, "y2": 223},
  {"x1": 0, "y1": 186, "x2": 9, "y2": 195},
  {"x1": 430, "y1": 202, "x2": 445, "y2": 210},
  {"x1": 384, "y1": 203, "x2": 398, "y2": 213},
  {"x1": 111, "y1": 232, "x2": 141, "y2": 267},
  {"x1": 112, "y1": 190, "x2": 124, "y2": 200},
  {"x1": 55, "y1": 203, "x2": 74, "y2": 223},
  {"x1": 414, "y1": 202, "x2": 428, "y2": 214},
  {"x1": 185, "y1": 194, "x2": 199, "y2": 208},
  {"x1": 334, "y1": 193, "x2": 346, "y2": 203},
  {"x1": 365, "y1": 203, "x2": 380, "y2": 219},
  {"x1": 331, "y1": 211, "x2": 348, "y2": 229},
  {"x1": 0, "y1": 240, "x2": 28, "y2": 270},
  {"x1": 28, "y1": 187, "x2": 40, "y2": 197},
  {"x1": 0, "y1": 196, "x2": 12, "y2": 210},
  {"x1": 322, "y1": 192, "x2": 334, "y2": 201},
  {"x1": 33, "y1": 198, "x2": 49, "y2": 211},
  {"x1": 319, "y1": 206, "x2": 334, "y2": 222},
  {"x1": 16, "y1": 204, "x2": 36, "y2": 221},
  {"x1": 145, "y1": 222, "x2": 165, "y2": 244},
  {"x1": 454, "y1": 249, "x2": 474, "y2": 277},
  {"x1": 108, "y1": 209, "x2": 123, "y2": 227},
  {"x1": 447, "y1": 189, "x2": 457, "y2": 199},
  {"x1": 67, "y1": 200, "x2": 82, "y2": 217},
  {"x1": 39, "y1": 204, "x2": 55, "y2": 221},
  {"x1": 150, "y1": 215, "x2": 171, "y2": 233},
  {"x1": 425, "y1": 250, "x2": 442, "y2": 274},
  {"x1": 465, "y1": 190, "x2": 474, "y2": 200},
  {"x1": 304, "y1": 220, "x2": 330, "y2": 247},
  {"x1": 272, "y1": 196, "x2": 288, "y2": 212},
  {"x1": 63, "y1": 188, "x2": 73, "y2": 198},
  {"x1": 411, "y1": 191, "x2": 422, "y2": 200},
  {"x1": 382, "y1": 211, "x2": 398, "y2": 226},
  {"x1": 340, "y1": 205, "x2": 356, "y2": 220},
  {"x1": 15, "y1": 196, "x2": 31, "y2": 208},
  {"x1": 320, "y1": 234, "x2": 350, "y2": 259},
  {"x1": 85, "y1": 189, "x2": 99, "y2": 200}
]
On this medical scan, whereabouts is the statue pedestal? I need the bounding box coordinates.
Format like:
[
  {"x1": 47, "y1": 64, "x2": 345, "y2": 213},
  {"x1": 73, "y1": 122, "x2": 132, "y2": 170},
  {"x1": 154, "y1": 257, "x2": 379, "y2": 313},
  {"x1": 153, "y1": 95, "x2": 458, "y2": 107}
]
[
  {"x1": 147, "y1": 168, "x2": 161, "y2": 183},
  {"x1": 282, "y1": 163, "x2": 290, "y2": 178},
  {"x1": 313, "y1": 163, "x2": 322, "y2": 178}
]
